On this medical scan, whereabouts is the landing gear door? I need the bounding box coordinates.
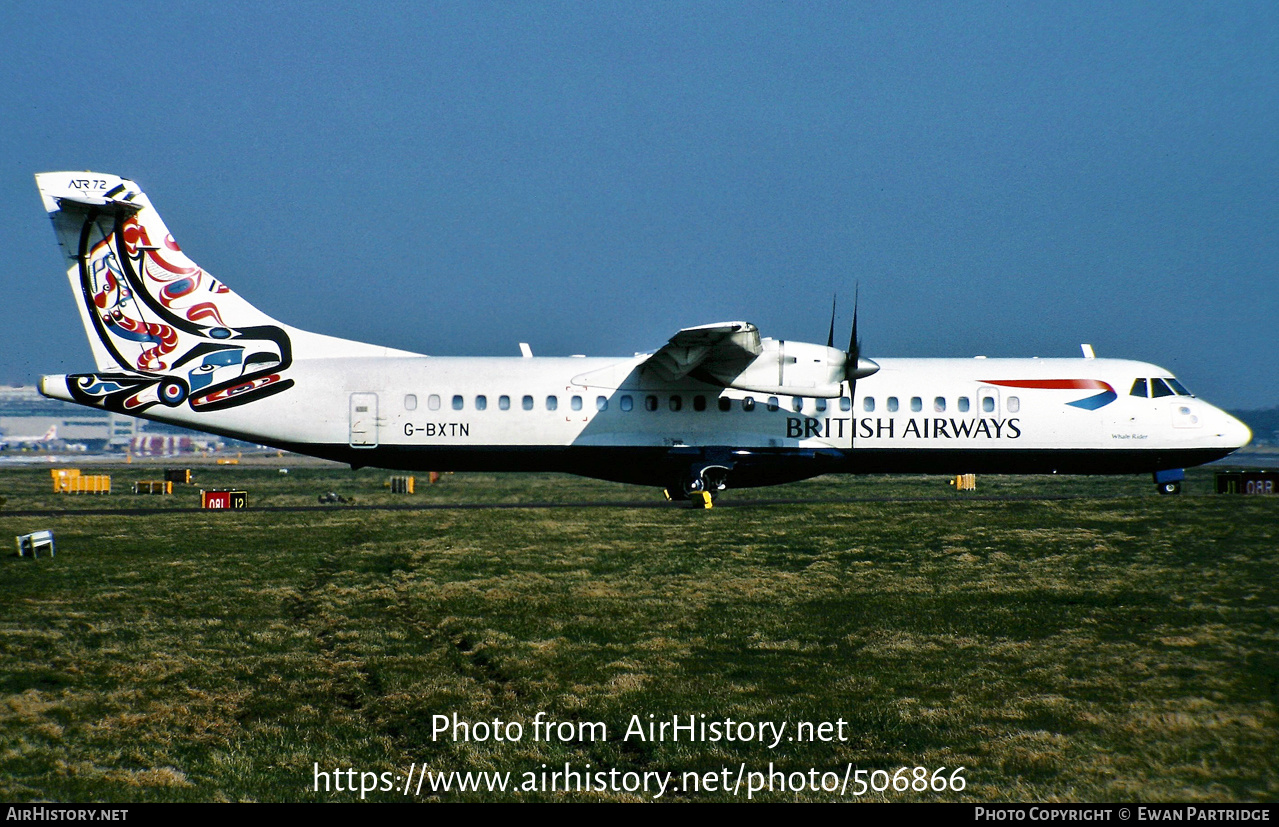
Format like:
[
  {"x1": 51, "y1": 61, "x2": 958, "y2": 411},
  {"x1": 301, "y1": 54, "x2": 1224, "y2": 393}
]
[{"x1": 349, "y1": 393, "x2": 379, "y2": 448}]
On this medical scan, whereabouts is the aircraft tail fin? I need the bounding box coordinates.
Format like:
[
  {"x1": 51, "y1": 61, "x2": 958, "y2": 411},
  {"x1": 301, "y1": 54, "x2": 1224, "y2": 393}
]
[
  {"x1": 35, "y1": 171, "x2": 304, "y2": 414},
  {"x1": 36, "y1": 172, "x2": 290, "y2": 369},
  {"x1": 36, "y1": 172, "x2": 423, "y2": 416}
]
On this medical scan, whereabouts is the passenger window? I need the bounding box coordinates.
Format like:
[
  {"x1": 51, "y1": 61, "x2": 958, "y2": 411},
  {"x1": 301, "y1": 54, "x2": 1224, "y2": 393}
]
[
  {"x1": 596, "y1": 396, "x2": 608, "y2": 411},
  {"x1": 475, "y1": 395, "x2": 487, "y2": 411},
  {"x1": 934, "y1": 397, "x2": 946, "y2": 413},
  {"x1": 1130, "y1": 378, "x2": 1148, "y2": 398},
  {"x1": 428, "y1": 394, "x2": 441, "y2": 411},
  {"x1": 815, "y1": 398, "x2": 827, "y2": 412},
  {"x1": 767, "y1": 397, "x2": 779, "y2": 412},
  {"x1": 621, "y1": 395, "x2": 634, "y2": 412},
  {"x1": 498, "y1": 395, "x2": 510, "y2": 410},
  {"x1": 791, "y1": 397, "x2": 804, "y2": 412},
  {"x1": 1007, "y1": 396, "x2": 1020, "y2": 413},
  {"x1": 694, "y1": 395, "x2": 707, "y2": 412},
  {"x1": 718, "y1": 397, "x2": 732, "y2": 412},
  {"x1": 669, "y1": 395, "x2": 683, "y2": 412},
  {"x1": 887, "y1": 397, "x2": 899, "y2": 412},
  {"x1": 1151, "y1": 378, "x2": 1175, "y2": 398},
  {"x1": 742, "y1": 397, "x2": 756, "y2": 412},
  {"x1": 404, "y1": 394, "x2": 417, "y2": 411},
  {"x1": 958, "y1": 396, "x2": 970, "y2": 413},
  {"x1": 645, "y1": 395, "x2": 658, "y2": 412},
  {"x1": 546, "y1": 395, "x2": 558, "y2": 411},
  {"x1": 571, "y1": 396, "x2": 583, "y2": 411},
  {"x1": 839, "y1": 397, "x2": 852, "y2": 412},
  {"x1": 910, "y1": 397, "x2": 922, "y2": 412},
  {"x1": 452, "y1": 395, "x2": 464, "y2": 411},
  {"x1": 522, "y1": 395, "x2": 534, "y2": 411},
  {"x1": 864, "y1": 397, "x2": 875, "y2": 413},
  {"x1": 982, "y1": 396, "x2": 995, "y2": 413}
]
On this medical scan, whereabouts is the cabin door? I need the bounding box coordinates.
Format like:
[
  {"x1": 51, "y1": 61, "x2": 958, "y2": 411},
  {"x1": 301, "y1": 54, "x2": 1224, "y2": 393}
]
[{"x1": 349, "y1": 393, "x2": 379, "y2": 448}]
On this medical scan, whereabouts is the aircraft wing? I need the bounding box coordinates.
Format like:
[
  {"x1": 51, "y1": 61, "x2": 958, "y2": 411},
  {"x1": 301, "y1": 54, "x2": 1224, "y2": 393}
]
[{"x1": 639, "y1": 321, "x2": 762, "y2": 383}]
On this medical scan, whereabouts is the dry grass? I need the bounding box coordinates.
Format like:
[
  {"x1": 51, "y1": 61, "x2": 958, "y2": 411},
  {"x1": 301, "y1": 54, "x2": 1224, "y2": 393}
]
[{"x1": 0, "y1": 465, "x2": 1274, "y2": 801}]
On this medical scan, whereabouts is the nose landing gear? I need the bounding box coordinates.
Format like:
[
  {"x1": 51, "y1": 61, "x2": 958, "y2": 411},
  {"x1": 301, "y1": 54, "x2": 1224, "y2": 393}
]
[{"x1": 1154, "y1": 468, "x2": 1184, "y2": 496}]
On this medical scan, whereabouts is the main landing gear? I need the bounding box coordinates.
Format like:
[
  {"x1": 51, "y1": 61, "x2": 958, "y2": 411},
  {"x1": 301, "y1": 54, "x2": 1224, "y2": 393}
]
[
  {"x1": 664, "y1": 464, "x2": 731, "y2": 509},
  {"x1": 664, "y1": 488, "x2": 715, "y2": 509}
]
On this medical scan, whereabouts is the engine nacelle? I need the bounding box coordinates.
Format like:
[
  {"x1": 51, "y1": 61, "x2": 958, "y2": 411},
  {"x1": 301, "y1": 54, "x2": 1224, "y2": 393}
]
[{"x1": 709, "y1": 338, "x2": 877, "y2": 398}]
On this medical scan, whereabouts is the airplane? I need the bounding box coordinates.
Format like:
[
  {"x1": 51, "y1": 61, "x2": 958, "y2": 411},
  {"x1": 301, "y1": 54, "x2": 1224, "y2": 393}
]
[
  {"x1": 33, "y1": 171, "x2": 1251, "y2": 506},
  {"x1": 0, "y1": 424, "x2": 58, "y2": 450}
]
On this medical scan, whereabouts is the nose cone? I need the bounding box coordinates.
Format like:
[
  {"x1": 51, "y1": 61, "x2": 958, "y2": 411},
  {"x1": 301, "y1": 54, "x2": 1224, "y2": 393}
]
[{"x1": 1223, "y1": 412, "x2": 1252, "y2": 450}]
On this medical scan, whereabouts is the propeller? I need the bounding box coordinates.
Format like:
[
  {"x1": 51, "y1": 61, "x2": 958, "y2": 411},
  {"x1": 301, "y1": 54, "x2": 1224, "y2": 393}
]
[{"x1": 840, "y1": 286, "x2": 878, "y2": 396}]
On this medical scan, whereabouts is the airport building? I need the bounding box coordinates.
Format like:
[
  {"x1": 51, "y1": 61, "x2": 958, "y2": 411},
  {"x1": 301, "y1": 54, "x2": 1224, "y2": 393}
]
[{"x1": 0, "y1": 385, "x2": 214, "y2": 452}]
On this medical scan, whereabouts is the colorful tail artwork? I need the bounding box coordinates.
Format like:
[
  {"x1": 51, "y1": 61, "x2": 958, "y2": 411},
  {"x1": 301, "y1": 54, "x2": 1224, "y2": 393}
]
[
  {"x1": 36, "y1": 173, "x2": 419, "y2": 420},
  {"x1": 35, "y1": 172, "x2": 299, "y2": 414}
]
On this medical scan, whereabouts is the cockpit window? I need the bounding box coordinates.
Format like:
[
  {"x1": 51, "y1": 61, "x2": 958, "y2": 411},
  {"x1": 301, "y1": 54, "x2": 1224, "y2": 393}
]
[
  {"x1": 1151, "y1": 378, "x2": 1175, "y2": 398},
  {"x1": 1130, "y1": 378, "x2": 1148, "y2": 398},
  {"x1": 1166, "y1": 378, "x2": 1193, "y2": 397}
]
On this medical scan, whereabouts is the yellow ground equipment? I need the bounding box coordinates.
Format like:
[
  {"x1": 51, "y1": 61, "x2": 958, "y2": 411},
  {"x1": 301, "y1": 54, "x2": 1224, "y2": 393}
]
[{"x1": 51, "y1": 469, "x2": 111, "y2": 494}]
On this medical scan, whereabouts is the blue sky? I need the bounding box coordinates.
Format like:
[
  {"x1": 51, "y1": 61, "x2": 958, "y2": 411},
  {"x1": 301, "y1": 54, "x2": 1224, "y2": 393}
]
[{"x1": 3, "y1": 2, "x2": 1275, "y2": 408}]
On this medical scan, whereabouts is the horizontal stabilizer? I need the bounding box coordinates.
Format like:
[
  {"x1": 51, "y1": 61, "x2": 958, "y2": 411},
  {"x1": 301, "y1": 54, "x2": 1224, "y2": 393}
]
[{"x1": 36, "y1": 172, "x2": 144, "y2": 214}]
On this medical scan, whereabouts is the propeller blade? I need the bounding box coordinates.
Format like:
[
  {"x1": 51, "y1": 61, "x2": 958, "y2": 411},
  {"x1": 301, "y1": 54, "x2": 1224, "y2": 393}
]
[
  {"x1": 826, "y1": 294, "x2": 837, "y2": 349},
  {"x1": 845, "y1": 286, "x2": 861, "y2": 386},
  {"x1": 847, "y1": 286, "x2": 860, "y2": 363},
  {"x1": 843, "y1": 285, "x2": 879, "y2": 387}
]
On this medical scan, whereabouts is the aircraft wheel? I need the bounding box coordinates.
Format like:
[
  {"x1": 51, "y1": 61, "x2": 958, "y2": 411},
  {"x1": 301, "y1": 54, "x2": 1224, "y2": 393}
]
[{"x1": 1157, "y1": 481, "x2": 1182, "y2": 496}]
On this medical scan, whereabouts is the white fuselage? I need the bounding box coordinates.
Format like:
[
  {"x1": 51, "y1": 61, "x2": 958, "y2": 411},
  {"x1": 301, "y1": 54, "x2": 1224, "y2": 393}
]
[{"x1": 45, "y1": 353, "x2": 1248, "y2": 487}]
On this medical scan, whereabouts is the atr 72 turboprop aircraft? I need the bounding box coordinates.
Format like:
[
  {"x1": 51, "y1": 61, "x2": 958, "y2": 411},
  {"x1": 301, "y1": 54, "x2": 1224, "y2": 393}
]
[{"x1": 35, "y1": 172, "x2": 1250, "y2": 505}]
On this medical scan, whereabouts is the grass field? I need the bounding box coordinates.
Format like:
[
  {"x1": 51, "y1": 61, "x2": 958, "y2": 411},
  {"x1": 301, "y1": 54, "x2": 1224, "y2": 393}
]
[{"x1": 1, "y1": 461, "x2": 1275, "y2": 802}]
